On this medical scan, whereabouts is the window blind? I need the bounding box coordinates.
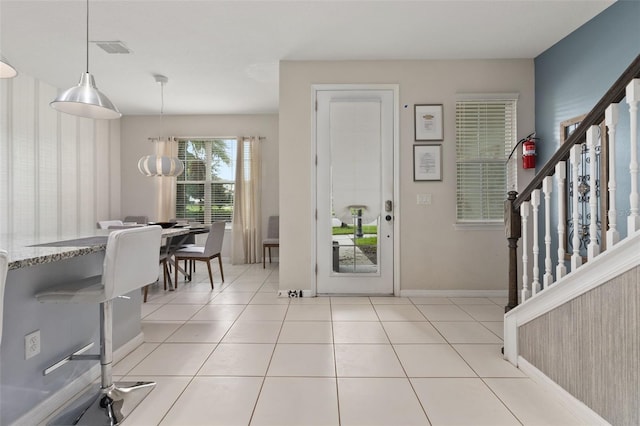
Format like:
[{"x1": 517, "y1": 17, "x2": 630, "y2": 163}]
[{"x1": 456, "y1": 98, "x2": 517, "y2": 222}]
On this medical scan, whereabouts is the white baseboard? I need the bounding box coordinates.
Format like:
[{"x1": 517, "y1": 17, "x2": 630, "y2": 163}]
[
  {"x1": 12, "y1": 333, "x2": 144, "y2": 426},
  {"x1": 518, "y1": 356, "x2": 611, "y2": 426},
  {"x1": 400, "y1": 289, "x2": 508, "y2": 298}
]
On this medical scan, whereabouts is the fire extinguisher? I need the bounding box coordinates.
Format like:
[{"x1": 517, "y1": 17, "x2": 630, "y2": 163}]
[
  {"x1": 522, "y1": 135, "x2": 537, "y2": 169},
  {"x1": 507, "y1": 132, "x2": 538, "y2": 170}
]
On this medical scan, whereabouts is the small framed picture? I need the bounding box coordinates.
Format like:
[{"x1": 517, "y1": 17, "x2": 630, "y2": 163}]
[
  {"x1": 413, "y1": 144, "x2": 442, "y2": 181},
  {"x1": 414, "y1": 104, "x2": 443, "y2": 141}
]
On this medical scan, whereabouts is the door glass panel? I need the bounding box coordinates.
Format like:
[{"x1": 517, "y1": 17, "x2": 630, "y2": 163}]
[{"x1": 330, "y1": 101, "x2": 381, "y2": 274}]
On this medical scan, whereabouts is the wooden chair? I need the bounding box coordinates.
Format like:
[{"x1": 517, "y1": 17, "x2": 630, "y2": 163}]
[
  {"x1": 174, "y1": 222, "x2": 225, "y2": 289},
  {"x1": 262, "y1": 216, "x2": 279, "y2": 268}
]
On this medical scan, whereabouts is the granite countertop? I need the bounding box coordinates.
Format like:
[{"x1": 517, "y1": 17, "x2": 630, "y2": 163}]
[{"x1": 1, "y1": 227, "x2": 194, "y2": 270}]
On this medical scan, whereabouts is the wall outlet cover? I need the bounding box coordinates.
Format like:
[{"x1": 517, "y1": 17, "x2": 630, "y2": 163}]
[{"x1": 25, "y1": 330, "x2": 41, "y2": 360}]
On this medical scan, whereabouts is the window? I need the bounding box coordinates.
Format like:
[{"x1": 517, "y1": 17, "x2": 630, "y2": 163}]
[
  {"x1": 176, "y1": 138, "x2": 237, "y2": 224},
  {"x1": 456, "y1": 95, "x2": 517, "y2": 222}
]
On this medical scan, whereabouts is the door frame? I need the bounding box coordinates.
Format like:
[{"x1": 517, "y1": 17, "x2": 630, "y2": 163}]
[{"x1": 310, "y1": 84, "x2": 400, "y2": 296}]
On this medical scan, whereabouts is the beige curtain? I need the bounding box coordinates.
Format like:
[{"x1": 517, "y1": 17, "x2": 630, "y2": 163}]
[
  {"x1": 155, "y1": 137, "x2": 179, "y2": 222},
  {"x1": 231, "y1": 136, "x2": 262, "y2": 264}
]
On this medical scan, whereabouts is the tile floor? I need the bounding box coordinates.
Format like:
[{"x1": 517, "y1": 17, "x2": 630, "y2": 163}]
[{"x1": 59, "y1": 262, "x2": 587, "y2": 425}]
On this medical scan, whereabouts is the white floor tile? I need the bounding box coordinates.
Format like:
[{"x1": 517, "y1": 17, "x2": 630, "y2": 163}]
[
  {"x1": 237, "y1": 304, "x2": 288, "y2": 321},
  {"x1": 144, "y1": 304, "x2": 203, "y2": 321},
  {"x1": 268, "y1": 344, "x2": 335, "y2": 377},
  {"x1": 449, "y1": 297, "x2": 495, "y2": 305},
  {"x1": 333, "y1": 321, "x2": 390, "y2": 344},
  {"x1": 382, "y1": 321, "x2": 446, "y2": 344},
  {"x1": 453, "y1": 344, "x2": 526, "y2": 378},
  {"x1": 198, "y1": 343, "x2": 274, "y2": 376},
  {"x1": 416, "y1": 304, "x2": 475, "y2": 321},
  {"x1": 278, "y1": 321, "x2": 333, "y2": 343},
  {"x1": 484, "y1": 378, "x2": 587, "y2": 425},
  {"x1": 331, "y1": 304, "x2": 379, "y2": 321},
  {"x1": 338, "y1": 378, "x2": 430, "y2": 426},
  {"x1": 369, "y1": 296, "x2": 412, "y2": 304},
  {"x1": 165, "y1": 321, "x2": 233, "y2": 343},
  {"x1": 190, "y1": 304, "x2": 245, "y2": 321},
  {"x1": 285, "y1": 304, "x2": 332, "y2": 321},
  {"x1": 258, "y1": 282, "x2": 280, "y2": 293},
  {"x1": 250, "y1": 377, "x2": 339, "y2": 426},
  {"x1": 373, "y1": 304, "x2": 427, "y2": 321},
  {"x1": 394, "y1": 344, "x2": 477, "y2": 377},
  {"x1": 210, "y1": 292, "x2": 256, "y2": 304},
  {"x1": 432, "y1": 321, "x2": 503, "y2": 344},
  {"x1": 160, "y1": 377, "x2": 263, "y2": 426},
  {"x1": 330, "y1": 296, "x2": 372, "y2": 305},
  {"x1": 458, "y1": 304, "x2": 506, "y2": 321},
  {"x1": 289, "y1": 296, "x2": 331, "y2": 305},
  {"x1": 481, "y1": 321, "x2": 504, "y2": 339},
  {"x1": 224, "y1": 281, "x2": 264, "y2": 292},
  {"x1": 250, "y1": 292, "x2": 290, "y2": 304},
  {"x1": 166, "y1": 291, "x2": 218, "y2": 304},
  {"x1": 408, "y1": 297, "x2": 452, "y2": 305},
  {"x1": 335, "y1": 344, "x2": 405, "y2": 377},
  {"x1": 141, "y1": 303, "x2": 162, "y2": 318},
  {"x1": 128, "y1": 343, "x2": 215, "y2": 376},
  {"x1": 140, "y1": 321, "x2": 183, "y2": 343},
  {"x1": 120, "y1": 376, "x2": 192, "y2": 426},
  {"x1": 112, "y1": 343, "x2": 160, "y2": 376},
  {"x1": 412, "y1": 378, "x2": 521, "y2": 425},
  {"x1": 222, "y1": 320, "x2": 282, "y2": 343}
]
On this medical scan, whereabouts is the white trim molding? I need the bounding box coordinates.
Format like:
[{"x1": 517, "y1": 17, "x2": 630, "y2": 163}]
[{"x1": 400, "y1": 289, "x2": 507, "y2": 298}]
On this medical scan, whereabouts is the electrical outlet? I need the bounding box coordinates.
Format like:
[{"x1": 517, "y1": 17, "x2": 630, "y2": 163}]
[{"x1": 25, "y1": 330, "x2": 41, "y2": 360}]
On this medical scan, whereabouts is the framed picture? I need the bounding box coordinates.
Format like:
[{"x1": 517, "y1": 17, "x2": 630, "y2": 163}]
[
  {"x1": 413, "y1": 144, "x2": 442, "y2": 181},
  {"x1": 414, "y1": 104, "x2": 443, "y2": 141}
]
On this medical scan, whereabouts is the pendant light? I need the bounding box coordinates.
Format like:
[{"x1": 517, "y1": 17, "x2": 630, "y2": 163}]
[
  {"x1": 50, "y1": 0, "x2": 121, "y2": 119},
  {"x1": 0, "y1": 56, "x2": 18, "y2": 78},
  {"x1": 137, "y1": 75, "x2": 184, "y2": 177}
]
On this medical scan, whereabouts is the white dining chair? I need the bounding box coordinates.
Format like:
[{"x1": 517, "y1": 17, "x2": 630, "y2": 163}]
[
  {"x1": 36, "y1": 226, "x2": 162, "y2": 425},
  {"x1": 97, "y1": 220, "x2": 124, "y2": 229},
  {"x1": 0, "y1": 250, "x2": 8, "y2": 346},
  {"x1": 262, "y1": 215, "x2": 279, "y2": 268},
  {"x1": 174, "y1": 222, "x2": 225, "y2": 289}
]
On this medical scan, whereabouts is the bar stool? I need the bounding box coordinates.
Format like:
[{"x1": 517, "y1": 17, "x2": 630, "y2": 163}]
[
  {"x1": 36, "y1": 226, "x2": 162, "y2": 425},
  {"x1": 0, "y1": 250, "x2": 7, "y2": 346}
]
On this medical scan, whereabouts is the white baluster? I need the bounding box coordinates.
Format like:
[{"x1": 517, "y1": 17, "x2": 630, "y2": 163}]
[
  {"x1": 520, "y1": 201, "x2": 530, "y2": 302},
  {"x1": 627, "y1": 79, "x2": 639, "y2": 234},
  {"x1": 626, "y1": 78, "x2": 640, "y2": 235},
  {"x1": 542, "y1": 176, "x2": 554, "y2": 287},
  {"x1": 531, "y1": 189, "x2": 541, "y2": 295},
  {"x1": 555, "y1": 161, "x2": 567, "y2": 279},
  {"x1": 605, "y1": 104, "x2": 620, "y2": 247},
  {"x1": 570, "y1": 145, "x2": 583, "y2": 271},
  {"x1": 587, "y1": 126, "x2": 600, "y2": 260}
]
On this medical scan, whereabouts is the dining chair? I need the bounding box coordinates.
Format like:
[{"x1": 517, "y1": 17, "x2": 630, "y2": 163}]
[
  {"x1": 123, "y1": 215, "x2": 149, "y2": 225},
  {"x1": 0, "y1": 250, "x2": 8, "y2": 346},
  {"x1": 174, "y1": 222, "x2": 225, "y2": 289},
  {"x1": 262, "y1": 215, "x2": 279, "y2": 268},
  {"x1": 97, "y1": 220, "x2": 124, "y2": 229},
  {"x1": 35, "y1": 226, "x2": 162, "y2": 425},
  {"x1": 143, "y1": 251, "x2": 171, "y2": 303}
]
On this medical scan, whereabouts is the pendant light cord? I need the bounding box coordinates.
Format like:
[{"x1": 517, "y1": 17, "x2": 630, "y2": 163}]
[{"x1": 86, "y1": 0, "x2": 89, "y2": 73}]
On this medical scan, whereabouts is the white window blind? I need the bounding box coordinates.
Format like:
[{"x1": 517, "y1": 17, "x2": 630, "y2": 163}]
[
  {"x1": 176, "y1": 138, "x2": 237, "y2": 224},
  {"x1": 456, "y1": 97, "x2": 517, "y2": 222}
]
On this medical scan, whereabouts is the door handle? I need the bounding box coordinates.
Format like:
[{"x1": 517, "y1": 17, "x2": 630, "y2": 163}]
[{"x1": 385, "y1": 200, "x2": 392, "y2": 212}]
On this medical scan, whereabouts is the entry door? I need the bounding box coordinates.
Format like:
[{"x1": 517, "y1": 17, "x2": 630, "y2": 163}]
[{"x1": 315, "y1": 88, "x2": 395, "y2": 295}]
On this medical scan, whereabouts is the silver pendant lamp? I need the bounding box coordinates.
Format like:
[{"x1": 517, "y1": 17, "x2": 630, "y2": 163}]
[
  {"x1": 137, "y1": 75, "x2": 184, "y2": 177},
  {"x1": 0, "y1": 56, "x2": 18, "y2": 78},
  {"x1": 50, "y1": 0, "x2": 121, "y2": 119}
]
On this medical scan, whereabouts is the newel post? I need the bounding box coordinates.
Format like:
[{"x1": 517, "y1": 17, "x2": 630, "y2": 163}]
[{"x1": 505, "y1": 191, "x2": 521, "y2": 313}]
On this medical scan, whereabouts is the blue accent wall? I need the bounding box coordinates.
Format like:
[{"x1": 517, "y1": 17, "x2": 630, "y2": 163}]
[{"x1": 535, "y1": 0, "x2": 639, "y2": 261}]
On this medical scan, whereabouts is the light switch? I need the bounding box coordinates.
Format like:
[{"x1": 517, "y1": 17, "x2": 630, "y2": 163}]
[{"x1": 417, "y1": 194, "x2": 432, "y2": 205}]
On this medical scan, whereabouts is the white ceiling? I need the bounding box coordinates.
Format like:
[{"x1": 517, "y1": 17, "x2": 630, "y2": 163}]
[{"x1": 0, "y1": 0, "x2": 614, "y2": 116}]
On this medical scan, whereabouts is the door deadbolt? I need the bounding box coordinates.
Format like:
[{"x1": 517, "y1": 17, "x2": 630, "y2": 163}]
[{"x1": 385, "y1": 200, "x2": 393, "y2": 212}]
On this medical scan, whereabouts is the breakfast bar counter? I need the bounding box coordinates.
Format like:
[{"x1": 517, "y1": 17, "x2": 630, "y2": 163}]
[{"x1": 0, "y1": 227, "x2": 191, "y2": 425}]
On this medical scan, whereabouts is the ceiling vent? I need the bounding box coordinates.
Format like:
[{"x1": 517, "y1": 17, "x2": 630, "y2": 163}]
[{"x1": 93, "y1": 41, "x2": 132, "y2": 54}]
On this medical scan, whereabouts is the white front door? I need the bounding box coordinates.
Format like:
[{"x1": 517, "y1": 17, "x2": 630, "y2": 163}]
[{"x1": 315, "y1": 87, "x2": 396, "y2": 295}]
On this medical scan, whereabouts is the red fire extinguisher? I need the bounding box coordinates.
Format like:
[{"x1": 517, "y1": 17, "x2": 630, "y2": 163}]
[{"x1": 522, "y1": 135, "x2": 536, "y2": 169}]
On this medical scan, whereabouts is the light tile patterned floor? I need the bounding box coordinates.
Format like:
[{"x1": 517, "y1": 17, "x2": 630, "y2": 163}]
[{"x1": 55, "y1": 262, "x2": 588, "y2": 425}]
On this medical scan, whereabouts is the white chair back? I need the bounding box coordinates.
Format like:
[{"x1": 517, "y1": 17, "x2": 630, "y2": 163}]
[
  {"x1": 204, "y1": 222, "x2": 226, "y2": 257},
  {"x1": 0, "y1": 250, "x2": 7, "y2": 345},
  {"x1": 267, "y1": 216, "x2": 279, "y2": 239},
  {"x1": 98, "y1": 220, "x2": 124, "y2": 229},
  {"x1": 102, "y1": 226, "x2": 162, "y2": 300},
  {"x1": 124, "y1": 216, "x2": 149, "y2": 224}
]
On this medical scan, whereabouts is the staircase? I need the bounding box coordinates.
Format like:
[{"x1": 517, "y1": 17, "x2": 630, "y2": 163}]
[{"x1": 503, "y1": 55, "x2": 640, "y2": 426}]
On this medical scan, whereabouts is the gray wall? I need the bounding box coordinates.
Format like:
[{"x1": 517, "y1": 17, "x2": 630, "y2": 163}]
[
  {"x1": 534, "y1": 0, "x2": 640, "y2": 270},
  {"x1": 519, "y1": 265, "x2": 640, "y2": 426},
  {"x1": 0, "y1": 253, "x2": 142, "y2": 425}
]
